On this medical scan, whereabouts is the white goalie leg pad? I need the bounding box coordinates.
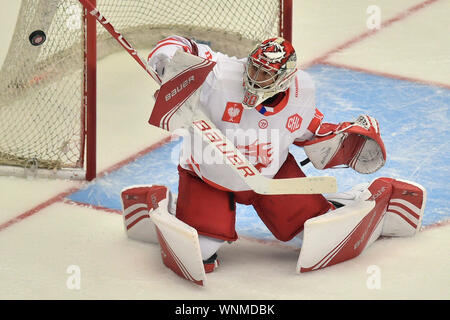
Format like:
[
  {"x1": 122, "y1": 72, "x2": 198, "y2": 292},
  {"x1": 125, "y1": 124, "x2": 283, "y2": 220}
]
[
  {"x1": 121, "y1": 185, "x2": 176, "y2": 244},
  {"x1": 123, "y1": 185, "x2": 206, "y2": 285},
  {"x1": 381, "y1": 179, "x2": 426, "y2": 237},
  {"x1": 297, "y1": 178, "x2": 392, "y2": 273},
  {"x1": 147, "y1": 185, "x2": 207, "y2": 286}
]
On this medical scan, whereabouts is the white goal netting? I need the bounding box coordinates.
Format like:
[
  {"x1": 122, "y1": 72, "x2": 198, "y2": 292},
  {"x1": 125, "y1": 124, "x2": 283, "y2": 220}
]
[{"x1": 0, "y1": 0, "x2": 286, "y2": 177}]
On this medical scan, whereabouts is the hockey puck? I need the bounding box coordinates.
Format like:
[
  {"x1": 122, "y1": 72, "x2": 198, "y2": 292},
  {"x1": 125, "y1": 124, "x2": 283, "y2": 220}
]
[{"x1": 29, "y1": 30, "x2": 46, "y2": 46}]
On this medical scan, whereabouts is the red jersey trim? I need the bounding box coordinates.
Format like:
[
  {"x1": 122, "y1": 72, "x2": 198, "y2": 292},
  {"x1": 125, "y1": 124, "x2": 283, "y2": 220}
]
[
  {"x1": 307, "y1": 108, "x2": 324, "y2": 134},
  {"x1": 255, "y1": 89, "x2": 290, "y2": 116}
]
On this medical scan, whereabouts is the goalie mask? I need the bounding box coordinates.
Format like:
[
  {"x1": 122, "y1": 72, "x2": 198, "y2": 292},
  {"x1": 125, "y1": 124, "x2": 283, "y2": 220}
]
[{"x1": 242, "y1": 37, "x2": 297, "y2": 109}]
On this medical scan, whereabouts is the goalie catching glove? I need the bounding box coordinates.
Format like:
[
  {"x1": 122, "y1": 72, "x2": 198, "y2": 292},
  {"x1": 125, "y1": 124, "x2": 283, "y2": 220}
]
[{"x1": 303, "y1": 115, "x2": 386, "y2": 174}]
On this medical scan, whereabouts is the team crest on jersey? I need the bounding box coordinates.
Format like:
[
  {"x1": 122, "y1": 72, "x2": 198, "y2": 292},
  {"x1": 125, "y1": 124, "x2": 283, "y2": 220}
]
[
  {"x1": 286, "y1": 114, "x2": 303, "y2": 133},
  {"x1": 222, "y1": 102, "x2": 243, "y2": 123}
]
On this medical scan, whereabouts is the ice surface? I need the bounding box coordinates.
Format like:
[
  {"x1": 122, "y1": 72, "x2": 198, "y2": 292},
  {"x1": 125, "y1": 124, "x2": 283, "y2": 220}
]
[{"x1": 0, "y1": 0, "x2": 449, "y2": 300}]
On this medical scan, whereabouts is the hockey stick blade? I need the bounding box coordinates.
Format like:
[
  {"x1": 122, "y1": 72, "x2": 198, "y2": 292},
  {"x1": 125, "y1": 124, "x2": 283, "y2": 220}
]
[{"x1": 248, "y1": 175, "x2": 337, "y2": 195}]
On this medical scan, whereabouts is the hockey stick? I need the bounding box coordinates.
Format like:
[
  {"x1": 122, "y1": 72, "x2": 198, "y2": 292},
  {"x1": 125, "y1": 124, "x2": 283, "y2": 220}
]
[
  {"x1": 191, "y1": 116, "x2": 338, "y2": 194},
  {"x1": 79, "y1": 0, "x2": 162, "y2": 85},
  {"x1": 79, "y1": 0, "x2": 337, "y2": 194}
]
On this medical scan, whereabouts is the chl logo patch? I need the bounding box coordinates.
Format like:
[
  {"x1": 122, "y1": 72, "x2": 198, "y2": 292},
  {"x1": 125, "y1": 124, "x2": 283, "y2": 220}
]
[
  {"x1": 222, "y1": 102, "x2": 244, "y2": 123},
  {"x1": 286, "y1": 114, "x2": 302, "y2": 133}
]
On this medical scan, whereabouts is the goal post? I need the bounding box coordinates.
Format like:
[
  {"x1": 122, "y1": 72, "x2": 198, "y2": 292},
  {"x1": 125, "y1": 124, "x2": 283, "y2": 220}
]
[
  {"x1": 85, "y1": 0, "x2": 97, "y2": 181},
  {"x1": 0, "y1": 0, "x2": 292, "y2": 181}
]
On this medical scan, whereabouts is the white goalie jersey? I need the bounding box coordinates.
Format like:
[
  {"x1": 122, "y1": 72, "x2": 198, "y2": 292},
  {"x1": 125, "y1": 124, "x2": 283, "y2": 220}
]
[{"x1": 148, "y1": 36, "x2": 324, "y2": 191}]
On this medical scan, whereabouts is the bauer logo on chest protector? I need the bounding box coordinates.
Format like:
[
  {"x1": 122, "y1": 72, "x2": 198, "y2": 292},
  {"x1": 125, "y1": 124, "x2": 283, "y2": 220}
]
[
  {"x1": 286, "y1": 114, "x2": 303, "y2": 133},
  {"x1": 222, "y1": 102, "x2": 244, "y2": 123}
]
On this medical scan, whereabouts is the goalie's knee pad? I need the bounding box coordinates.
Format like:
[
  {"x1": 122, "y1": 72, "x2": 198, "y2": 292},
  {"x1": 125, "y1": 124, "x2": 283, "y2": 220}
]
[
  {"x1": 381, "y1": 178, "x2": 426, "y2": 237},
  {"x1": 121, "y1": 185, "x2": 176, "y2": 244}
]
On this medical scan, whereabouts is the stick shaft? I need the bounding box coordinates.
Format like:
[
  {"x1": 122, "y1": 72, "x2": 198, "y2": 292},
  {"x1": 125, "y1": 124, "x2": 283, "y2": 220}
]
[{"x1": 78, "y1": 0, "x2": 162, "y2": 84}]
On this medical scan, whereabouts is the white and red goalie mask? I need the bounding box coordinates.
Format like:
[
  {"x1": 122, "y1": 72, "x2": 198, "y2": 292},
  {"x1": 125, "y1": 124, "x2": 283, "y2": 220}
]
[
  {"x1": 303, "y1": 115, "x2": 387, "y2": 174},
  {"x1": 242, "y1": 37, "x2": 297, "y2": 109}
]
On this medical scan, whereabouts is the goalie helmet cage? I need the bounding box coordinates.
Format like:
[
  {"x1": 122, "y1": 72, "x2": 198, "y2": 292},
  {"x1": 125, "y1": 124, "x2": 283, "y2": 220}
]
[{"x1": 0, "y1": 0, "x2": 292, "y2": 181}]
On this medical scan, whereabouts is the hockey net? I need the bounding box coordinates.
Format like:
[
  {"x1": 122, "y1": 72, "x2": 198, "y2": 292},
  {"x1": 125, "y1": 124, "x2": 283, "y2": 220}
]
[{"x1": 0, "y1": 0, "x2": 292, "y2": 180}]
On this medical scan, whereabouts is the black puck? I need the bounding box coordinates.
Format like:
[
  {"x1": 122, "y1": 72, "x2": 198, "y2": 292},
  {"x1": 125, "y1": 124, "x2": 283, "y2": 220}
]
[{"x1": 29, "y1": 30, "x2": 46, "y2": 46}]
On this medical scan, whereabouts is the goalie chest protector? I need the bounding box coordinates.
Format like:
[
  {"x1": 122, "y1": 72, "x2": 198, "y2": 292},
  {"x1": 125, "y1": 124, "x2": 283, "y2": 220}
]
[{"x1": 187, "y1": 55, "x2": 321, "y2": 184}]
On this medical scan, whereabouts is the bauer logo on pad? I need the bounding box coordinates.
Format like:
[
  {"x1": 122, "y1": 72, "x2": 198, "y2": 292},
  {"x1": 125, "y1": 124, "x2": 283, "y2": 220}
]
[{"x1": 222, "y1": 102, "x2": 244, "y2": 123}]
